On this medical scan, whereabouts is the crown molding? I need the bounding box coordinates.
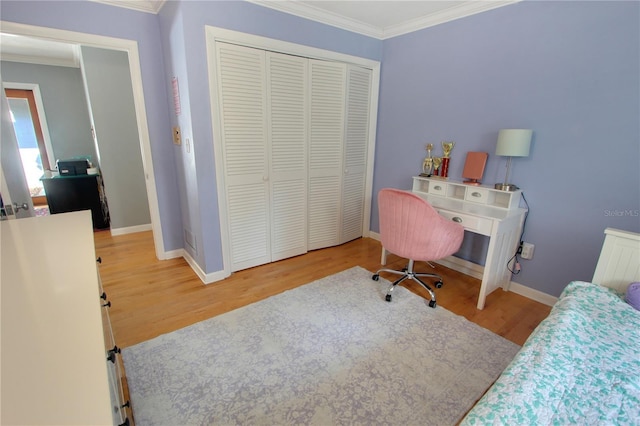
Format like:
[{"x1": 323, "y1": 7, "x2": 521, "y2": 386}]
[
  {"x1": 248, "y1": 0, "x2": 520, "y2": 40},
  {"x1": 248, "y1": 1, "x2": 383, "y2": 38},
  {"x1": 90, "y1": 0, "x2": 166, "y2": 14},
  {"x1": 382, "y1": 1, "x2": 520, "y2": 39}
]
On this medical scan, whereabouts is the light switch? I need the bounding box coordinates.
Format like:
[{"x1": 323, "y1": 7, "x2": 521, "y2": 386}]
[{"x1": 173, "y1": 126, "x2": 181, "y2": 145}]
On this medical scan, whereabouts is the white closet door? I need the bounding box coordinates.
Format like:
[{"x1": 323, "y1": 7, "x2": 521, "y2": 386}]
[
  {"x1": 266, "y1": 52, "x2": 308, "y2": 261},
  {"x1": 308, "y1": 60, "x2": 346, "y2": 250},
  {"x1": 216, "y1": 43, "x2": 270, "y2": 272},
  {"x1": 340, "y1": 66, "x2": 372, "y2": 244}
]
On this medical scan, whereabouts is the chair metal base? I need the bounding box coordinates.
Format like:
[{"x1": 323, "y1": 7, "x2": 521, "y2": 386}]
[{"x1": 372, "y1": 259, "x2": 443, "y2": 308}]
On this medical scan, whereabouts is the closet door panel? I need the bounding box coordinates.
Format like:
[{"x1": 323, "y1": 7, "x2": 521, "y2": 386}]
[
  {"x1": 267, "y1": 53, "x2": 308, "y2": 261},
  {"x1": 217, "y1": 43, "x2": 270, "y2": 271},
  {"x1": 341, "y1": 66, "x2": 372, "y2": 244},
  {"x1": 308, "y1": 60, "x2": 346, "y2": 250}
]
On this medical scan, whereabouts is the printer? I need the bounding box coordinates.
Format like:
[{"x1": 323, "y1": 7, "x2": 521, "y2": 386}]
[{"x1": 57, "y1": 159, "x2": 89, "y2": 176}]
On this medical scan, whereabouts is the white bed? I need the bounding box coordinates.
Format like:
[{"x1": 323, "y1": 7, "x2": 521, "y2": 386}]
[{"x1": 461, "y1": 227, "x2": 640, "y2": 425}]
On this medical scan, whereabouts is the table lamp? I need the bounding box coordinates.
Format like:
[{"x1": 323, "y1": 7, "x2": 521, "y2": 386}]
[{"x1": 494, "y1": 129, "x2": 532, "y2": 191}]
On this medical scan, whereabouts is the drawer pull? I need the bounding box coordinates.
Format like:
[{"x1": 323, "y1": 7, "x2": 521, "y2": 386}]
[
  {"x1": 107, "y1": 346, "x2": 121, "y2": 363},
  {"x1": 471, "y1": 192, "x2": 482, "y2": 198},
  {"x1": 434, "y1": 185, "x2": 442, "y2": 190},
  {"x1": 452, "y1": 217, "x2": 463, "y2": 223}
]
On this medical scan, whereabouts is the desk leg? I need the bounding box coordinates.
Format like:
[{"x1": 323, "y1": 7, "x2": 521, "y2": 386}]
[{"x1": 476, "y1": 213, "x2": 524, "y2": 310}]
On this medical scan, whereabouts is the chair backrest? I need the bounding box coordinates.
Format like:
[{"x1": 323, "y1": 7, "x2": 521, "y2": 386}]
[{"x1": 378, "y1": 188, "x2": 464, "y2": 262}]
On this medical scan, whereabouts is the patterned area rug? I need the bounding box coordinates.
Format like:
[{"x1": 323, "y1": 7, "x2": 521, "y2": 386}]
[{"x1": 122, "y1": 266, "x2": 520, "y2": 425}]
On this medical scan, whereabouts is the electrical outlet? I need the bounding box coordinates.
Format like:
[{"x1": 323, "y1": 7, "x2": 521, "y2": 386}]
[
  {"x1": 521, "y1": 242, "x2": 535, "y2": 260},
  {"x1": 173, "y1": 126, "x2": 181, "y2": 145}
]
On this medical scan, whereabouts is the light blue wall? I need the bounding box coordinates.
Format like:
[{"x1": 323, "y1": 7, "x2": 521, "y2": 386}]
[{"x1": 375, "y1": 1, "x2": 640, "y2": 296}]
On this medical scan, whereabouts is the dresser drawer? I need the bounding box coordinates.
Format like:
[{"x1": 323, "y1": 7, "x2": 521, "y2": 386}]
[
  {"x1": 465, "y1": 187, "x2": 490, "y2": 204},
  {"x1": 437, "y1": 210, "x2": 493, "y2": 236}
]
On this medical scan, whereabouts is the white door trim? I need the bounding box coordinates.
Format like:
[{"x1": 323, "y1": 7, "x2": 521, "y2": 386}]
[
  {"x1": 0, "y1": 20, "x2": 166, "y2": 259},
  {"x1": 206, "y1": 26, "x2": 380, "y2": 277}
]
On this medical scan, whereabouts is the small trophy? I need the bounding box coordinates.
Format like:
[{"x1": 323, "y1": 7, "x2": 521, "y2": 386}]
[
  {"x1": 442, "y1": 141, "x2": 455, "y2": 158},
  {"x1": 420, "y1": 143, "x2": 434, "y2": 176},
  {"x1": 433, "y1": 157, "x2": 442, "y2": 177},
  {"x1": 440, "y1": 141, "x2": 455, "y2": 178}
]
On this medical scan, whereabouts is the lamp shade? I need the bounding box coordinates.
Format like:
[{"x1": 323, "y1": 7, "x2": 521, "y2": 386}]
[{"x1": 495, "y1": 129, "x2": 532, "y2": 157}]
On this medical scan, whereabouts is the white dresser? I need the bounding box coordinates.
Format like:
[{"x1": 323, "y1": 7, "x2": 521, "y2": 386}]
[
  {"x1": 0, "y1": 211, "x2": 128, "y2": 425},
  {"x1": 382, "y1": 177, "x2": 526, "y2": 309}
]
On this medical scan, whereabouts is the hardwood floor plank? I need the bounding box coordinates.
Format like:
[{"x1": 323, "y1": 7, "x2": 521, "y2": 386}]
[{"x1": 94, "y1": 231, "x2": 551, "y2": 349}]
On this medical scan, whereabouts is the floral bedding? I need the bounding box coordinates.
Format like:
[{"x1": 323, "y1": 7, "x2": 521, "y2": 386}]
[{"x1": 461, "y1": 281, "x2": 640, "y2": 425}]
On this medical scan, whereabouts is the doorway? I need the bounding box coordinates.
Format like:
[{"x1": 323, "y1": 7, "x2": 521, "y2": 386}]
[
  {"x1": 5, "y1": 88, "x2": 52, "y2": 216},
  {"x1": 0, "y1": 21, "x2": 166, "y2": 259}
]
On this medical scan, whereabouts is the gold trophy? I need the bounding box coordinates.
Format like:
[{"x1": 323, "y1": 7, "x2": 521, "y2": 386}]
[
  {"x1": 440, "y1": 141, "x2": 455, "y2": 178},
  {"x1": 442, "y1": 141, "x2": 455, "y2": 158},
  {"x1": 432, "y1": 157, "x2": 442, "y2": 177},
  {"x1": 420, "y1": 143, "x2": 434, "y2": 176}
]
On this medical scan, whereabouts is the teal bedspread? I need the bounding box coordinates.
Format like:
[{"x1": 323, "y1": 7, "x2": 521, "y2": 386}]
[{"x1": 461, "y1": 281, "x2": 640, "y2": 425}]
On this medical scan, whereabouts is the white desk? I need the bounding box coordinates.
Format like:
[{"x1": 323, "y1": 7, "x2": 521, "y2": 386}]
[{"x1": 381, "y1": 177, "x2": 527, "y2": 310}]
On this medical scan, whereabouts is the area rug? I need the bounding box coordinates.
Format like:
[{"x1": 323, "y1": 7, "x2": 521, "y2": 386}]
[{"x1": 122, "y1": 266, "x2": 520, "y2": 426}]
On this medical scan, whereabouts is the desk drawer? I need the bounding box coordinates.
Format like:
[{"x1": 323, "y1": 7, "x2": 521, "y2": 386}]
[
  {"x1": 437, "y1": 210, "x2": 493, "y2": 236},
  {"x1": 429, "y1": 182, "x2": 447, "y2": 196},
  {"x1": 465, "y1": 187, "x2": 490, "y2": 204}
]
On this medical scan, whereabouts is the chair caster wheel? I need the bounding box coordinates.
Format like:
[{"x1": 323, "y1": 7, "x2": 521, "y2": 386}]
[
  {"x1": 428, "y1": 300, "x2": 437, "y2": 308},
  {"x1": 435, "y1": 281, "x2": 443, "y2": 288},
  {"x1": 372, "y1": 274, "x2": 379, "y2": 281},
  {"x1": 385, "y1": 294, "x2": 392, "y2": 302}
]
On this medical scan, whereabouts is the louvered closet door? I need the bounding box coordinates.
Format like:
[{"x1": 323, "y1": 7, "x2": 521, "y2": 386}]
[
  {"x1": 340, "y1": 66, "x2": 372, "y2": 244},
  {"x1": 266, "y1": 52, "x2": 308, "y2": 261},
  {"x1": 308, "y1": 60, "x2": 346, "y2": 250},
  {"x1": 217, "y1": 43, "x2": 270, "y2": 272}
]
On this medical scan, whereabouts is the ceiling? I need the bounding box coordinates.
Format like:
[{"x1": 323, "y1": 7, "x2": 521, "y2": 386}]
[
  {"x1": 250, "y1": 0, "x2": 517, "y2": 39},
  {"x1": 0, "y1": 0, "x2": 517, "y2": 67}
]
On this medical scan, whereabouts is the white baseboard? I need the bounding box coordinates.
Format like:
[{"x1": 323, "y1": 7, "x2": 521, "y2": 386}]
[
  {"x1": 507, "y1": 281, "x2": 557, "y2": 306},
  {"x1": 163, "y1": 249, "x2": 184, "y2": 260},
  {"x1": 366, "y1": 234, "x2": 556, "y2": 307},
  {"x1": 182, "y1": 249, "x2": 229, "y2": 284},
  {"x1": 110, "y1": 223, "x2": 152, "y2": 236}
]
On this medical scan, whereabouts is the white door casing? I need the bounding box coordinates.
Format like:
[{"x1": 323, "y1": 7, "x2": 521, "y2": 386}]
[{"x1": 206, "y1": 26, "x2": 380, "y2": 278}]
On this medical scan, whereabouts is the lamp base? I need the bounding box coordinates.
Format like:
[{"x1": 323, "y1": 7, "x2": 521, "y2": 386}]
[{"x1": 494, "y1": 183, "x2": 519, "y2": 191}]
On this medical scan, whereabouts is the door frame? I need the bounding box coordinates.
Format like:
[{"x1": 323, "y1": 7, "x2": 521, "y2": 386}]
[
  {"x1": 1, "y1": 21, "x2": 166, "y2": 259},
  {"x1": 205, "y1": 26, "x2": 380, "y2": 277}
]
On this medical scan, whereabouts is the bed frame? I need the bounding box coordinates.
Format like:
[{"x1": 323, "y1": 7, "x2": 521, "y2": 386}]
[{"x1": 592, "y1": 227, "x2": 640, "y2": 292}]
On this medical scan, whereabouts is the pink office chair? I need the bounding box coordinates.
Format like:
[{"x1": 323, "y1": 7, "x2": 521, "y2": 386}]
[{"x1": 372, "y1": 188, "x2": 464, "y2": 308}]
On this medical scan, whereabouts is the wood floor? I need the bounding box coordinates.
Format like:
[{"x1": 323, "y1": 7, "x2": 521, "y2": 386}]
[{"x1": 94, "y1": 230, "x2": 551, "y2": 349}]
